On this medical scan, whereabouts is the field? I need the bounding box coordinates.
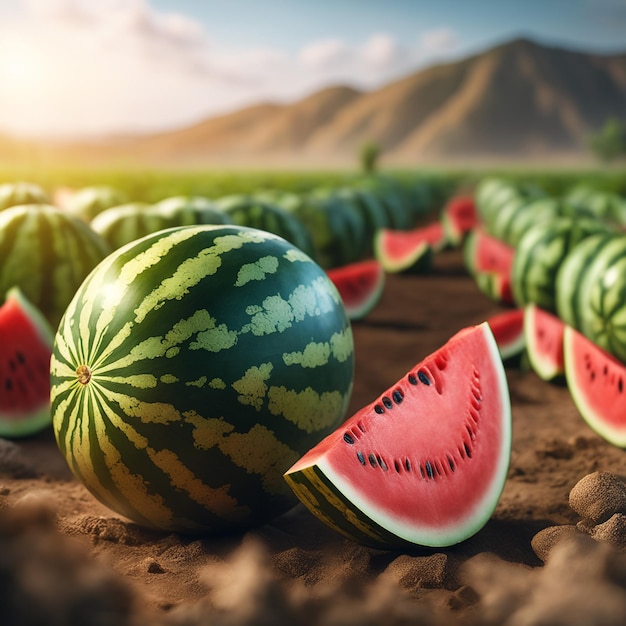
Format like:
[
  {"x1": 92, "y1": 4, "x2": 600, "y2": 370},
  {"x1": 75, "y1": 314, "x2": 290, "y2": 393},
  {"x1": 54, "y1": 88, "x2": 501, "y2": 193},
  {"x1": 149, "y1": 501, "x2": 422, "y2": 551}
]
[{"x1": 2, "y1": 165, "x2": 626, "y2": 625}]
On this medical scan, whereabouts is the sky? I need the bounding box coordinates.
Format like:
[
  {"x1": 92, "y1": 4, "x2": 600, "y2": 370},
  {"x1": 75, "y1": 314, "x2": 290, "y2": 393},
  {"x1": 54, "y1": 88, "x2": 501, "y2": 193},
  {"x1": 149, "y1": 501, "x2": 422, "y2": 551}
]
[{"x1": 0, "y1": 0, "x2": 625, "y2": 139}]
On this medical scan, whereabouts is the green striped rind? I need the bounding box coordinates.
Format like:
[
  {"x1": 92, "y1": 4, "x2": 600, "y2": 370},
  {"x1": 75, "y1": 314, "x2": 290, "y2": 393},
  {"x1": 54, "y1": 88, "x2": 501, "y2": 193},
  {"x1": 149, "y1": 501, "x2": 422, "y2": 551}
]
[
  {"x1": 214, "y1": 195, "x2": 316, "y2": 261},
  {"x1": 283, "y1": 465, "x2": 404, "y2": 548},
  {"x1": 292, "y1": 192, "x2": 366, "y2": 269},
  {"x1": 474, "y1": 179, "x2": 520, "y2": 226},
  {"x1": 50, "y1": 225, "x2": 354, "y2": 533},
  {"x1": 578, "y1": 235, "x2": 626, "y2": 363},
  {"x1": 0, "y1": 205, "x2": 111, "y2": 330},
  {"x1": 555, "y1": 233, "x2": 618, "y2": 330},
  {"x1": 0, "y1": 182, "x2": 48, "y2": 211},
  {"x1": 90, "y1": 203, "x2": 152, "y2": 250},
  {"x1": 151, "y1": 196, "x2": 231, "y2": 227},
  {"x1": 503, "y1": 197, "x2": 562, "y2": 247},
  {"x1": 462, "y1": 229, "x2": 480, "y2": 275},
  {"x1": 474, "y1": 271, "x2": 512, "y2": 305},
  {"x1": 66, "y1": 186, "x2": 127, "y2": 221},
  {"x1": 488, "y1": 195, "x2": 532, "y2": 243},
  {"x1": 91, "y1": 199, "x2": 232, "y2": 250},
  {"x1": 511, "y1": 217, "x2": 614, "y2": 313}
]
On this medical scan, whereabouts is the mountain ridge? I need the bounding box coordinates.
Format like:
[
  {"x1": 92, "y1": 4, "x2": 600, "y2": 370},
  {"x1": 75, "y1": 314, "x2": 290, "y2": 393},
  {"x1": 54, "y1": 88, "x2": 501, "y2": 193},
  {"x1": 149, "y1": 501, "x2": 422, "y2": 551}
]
[{"x1": 3, "y1": 36, "x2": 626, "y2": 167}]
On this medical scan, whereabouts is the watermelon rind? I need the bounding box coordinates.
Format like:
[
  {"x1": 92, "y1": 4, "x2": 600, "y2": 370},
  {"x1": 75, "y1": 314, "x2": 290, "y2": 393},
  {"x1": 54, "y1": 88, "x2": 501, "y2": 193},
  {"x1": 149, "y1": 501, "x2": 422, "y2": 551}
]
[
  {"x1": 576, "y1": 235, "x2": 626, "y2": 363},
  {"x1": 50, "y1": 224, "x2": 355, "y2": 533},
  {"x1": 0, "y1": 204, "x2": 111, "y2": 330},
  {"x1": 523, "y1": 303, "x2": 565, "y2": 382},
  {"x1": 555, "y1": 233, "x2": 619, "y2": 331},
  {"x1": 564, "y1": 326, "x2": 626, "y2": 447},
  {"x1": 0, "y1": 182, "x2": 49, "y2": 211},
  {"x1": 374, "y1": 223, "x2": 443, "y2": 274},
  {"x1": 487, "y1": 308, "x2": 525, "y2": 363},
  {"x1": 512, "y1": 217, "x2": 614, "y2": 313},
  {"x1": 0, "y1": 286, "x2": 54, "y2": 438},
  {"x1": 284, "y1": 322, "x2": 511, "y2": 548},
  {"x1": 327, "y1": 260, "x2": 386, "y2": 321}
]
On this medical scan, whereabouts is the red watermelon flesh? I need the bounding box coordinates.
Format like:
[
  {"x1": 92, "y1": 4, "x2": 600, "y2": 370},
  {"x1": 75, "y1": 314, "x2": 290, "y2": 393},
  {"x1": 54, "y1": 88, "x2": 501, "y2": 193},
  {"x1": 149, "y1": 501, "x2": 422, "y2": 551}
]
[
  {"x1": 465, "y1": 230, "x2": 515, "y2": 306},
  {"x1": 284, "y1": 322, "x2": 511, "y2": 548},
  {"x1": 564, "y1": 326, "x2": 626, "y2": 447},
  {"x1": 326, "y1": 259, "x2": 385, "y2": 321},
  {"x1": 487, "y1": 308, "x2": 525, "y2": 362},
  {"x1": 441, "y1": 196, "x2": 477, "y2": 245},
  {"x1": 0, "y1": 287, "x2": 54, "y2": 437},
  {"x1": 465, "y1": 229, "x2": 514, "y2": 276},
  {"x1": 524, "y1": 303, "x2": 565, "y2": 382},
  {"x1": 374, "y1": 221, "x2": 445, "y2": 274}
]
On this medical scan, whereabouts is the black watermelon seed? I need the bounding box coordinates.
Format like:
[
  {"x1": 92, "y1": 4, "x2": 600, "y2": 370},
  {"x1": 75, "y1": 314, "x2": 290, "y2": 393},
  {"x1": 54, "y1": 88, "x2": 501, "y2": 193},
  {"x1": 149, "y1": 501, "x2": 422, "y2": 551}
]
[
  {"x1": 408, "y1": 373, "x2": 418, "y2": 385},
  {"x1": 343, "y1": 432, "x2": 355, "y2": 444},
  {"x1": 464, "y1": 443, "x2": 472, "y2": 458},
  {"x1": 357, "y1": 451, "x2": 366, "y2": 465},
  {"x1": 379, "y1": 457, "x2": 388, "y2": 471},
  {"x1": 374, "y1": 404, "x2": 384, "y2": 414},
  {"x1": 392, "y1": 389, "x2": 403, "y2": 404},
  {"x1": 394, "y1": 460, "x2": 401, "y2": 473},
  {"x1": 382, "y1": 396, "x2": 393, "y2": 409},
  {"x1": 448, "y1": 456, "x2": 455, "y2": 472},
  {"x1": 368, "y1": 454, "x2": 378, "y2": 468},
  {"x1": 405, "y1": 458, "x2": 411, "y2": 471},
  {"x1": 425, "y1": 461, "x2": 434, "y2": 479},
  {"x1": 418, "y1": 370, "x2": 431, "y2": 385}
]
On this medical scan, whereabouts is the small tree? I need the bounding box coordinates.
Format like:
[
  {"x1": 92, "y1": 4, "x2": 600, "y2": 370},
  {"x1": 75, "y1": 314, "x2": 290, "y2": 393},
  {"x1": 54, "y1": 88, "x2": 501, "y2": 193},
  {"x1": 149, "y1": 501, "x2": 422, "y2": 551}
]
[
  {"x1": 360, "y1": 140, "x2": 381, "y2": 174},
  {"x1": 589, "y1": 117, "x2": 626, "y2": 163}
]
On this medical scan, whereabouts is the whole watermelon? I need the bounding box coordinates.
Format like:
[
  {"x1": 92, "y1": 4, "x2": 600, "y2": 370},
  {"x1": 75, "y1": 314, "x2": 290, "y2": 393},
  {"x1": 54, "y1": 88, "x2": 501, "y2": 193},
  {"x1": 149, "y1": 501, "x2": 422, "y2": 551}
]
[
  {"x1": 50, "y1": 225, "x2": 354, "y2": 533},
  {"x1": 0, "y1": 181, "x2": 48, "y2": 211},
  {"x1": 0, "y1": 204, "x2": 111, "y2": 329}
]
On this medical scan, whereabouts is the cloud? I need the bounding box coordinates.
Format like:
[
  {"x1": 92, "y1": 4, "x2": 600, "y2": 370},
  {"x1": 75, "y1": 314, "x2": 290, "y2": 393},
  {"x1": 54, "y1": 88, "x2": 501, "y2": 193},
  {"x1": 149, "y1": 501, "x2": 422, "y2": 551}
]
[
  {"x1": 419, "y1": 28, "x2": 460, "y2": 56},
  {"x1": 0, "y1": 1, "x2": 461, "y2": 137}
]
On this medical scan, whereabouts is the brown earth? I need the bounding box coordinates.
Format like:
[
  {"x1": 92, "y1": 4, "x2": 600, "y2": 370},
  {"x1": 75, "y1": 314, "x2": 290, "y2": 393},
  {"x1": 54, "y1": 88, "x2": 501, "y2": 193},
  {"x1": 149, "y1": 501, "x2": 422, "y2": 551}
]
[{"x1": 2, "y1": 247, "x2": 626, "y2": 626}]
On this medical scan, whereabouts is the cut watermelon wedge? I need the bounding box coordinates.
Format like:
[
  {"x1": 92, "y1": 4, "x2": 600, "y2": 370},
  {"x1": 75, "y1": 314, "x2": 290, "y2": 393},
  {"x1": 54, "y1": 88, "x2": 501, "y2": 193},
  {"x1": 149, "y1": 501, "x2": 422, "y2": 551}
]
[
  {"x1": 440, "y1": 196, "x2": 477, "y2": 247},
  {"x1": 524, "y1": 303, "x2": 565, "y2": 382},
  {"x1": 284, "y1": 322, "x2": 511, "y2": 548},
  {"x1": 374, "y1": 221, "x2": 445, "y2": 274},
  {"x1": 487, "y1": 308, "x2": 525, "y2": 363},
  {"x1": 0, "y1": 287, "x2": 54, "y2": 437},
  {"x1": 564, "y1": 326, "x2": 626, "y2": 447},
  {"x1": 464, "y1": 229, "x2": 515, "y2": 306},
  {"x1": 326, "y1": 259, "x2": 385, "y2": 321}
]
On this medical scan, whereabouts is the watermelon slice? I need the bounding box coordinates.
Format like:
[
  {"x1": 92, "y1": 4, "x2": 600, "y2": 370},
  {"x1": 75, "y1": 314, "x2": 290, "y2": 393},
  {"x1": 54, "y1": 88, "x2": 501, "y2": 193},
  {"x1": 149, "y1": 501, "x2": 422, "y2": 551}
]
[
  {"x1": 0, "y1": 287, "x2": 54, "y2": 437},
  {"x1": 374, "y1": 221, "x2": 445, "y2": 274},
  {"x1": 564, "y1": 326, "x2": 626, "y2": 447},
  {"x1": 326, "y1": 259, "x2": 385, "y2": 321},
  {"x1": 524, "y1": 303, "x2": 565, "y2": 382},
  {"x1": 440, "y1": 195, "x2": 477, "y2": 246},
  {"x1": 487, "y1": 308, "x2": 525, "y2": 363},
  {"x1": 464, "y1": 229, "x2": 515, "y2": 306},
  {"x1": 284, "y1": 322, "x2": 511, "y2": 548}
]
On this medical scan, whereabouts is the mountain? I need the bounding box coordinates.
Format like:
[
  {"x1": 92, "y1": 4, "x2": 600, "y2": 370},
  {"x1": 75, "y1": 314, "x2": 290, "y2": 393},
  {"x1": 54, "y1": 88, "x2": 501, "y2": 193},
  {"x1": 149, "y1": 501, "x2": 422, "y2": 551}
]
[{"x1": 5, "y1": 37, "x2": 626, "y2": 167}]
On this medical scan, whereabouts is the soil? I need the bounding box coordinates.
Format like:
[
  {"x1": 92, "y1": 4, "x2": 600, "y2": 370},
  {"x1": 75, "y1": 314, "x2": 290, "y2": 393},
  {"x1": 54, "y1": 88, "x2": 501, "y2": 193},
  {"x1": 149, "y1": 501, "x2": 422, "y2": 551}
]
[{"x1": 2, "y1": 247, "x2": 626, "y2": 626}]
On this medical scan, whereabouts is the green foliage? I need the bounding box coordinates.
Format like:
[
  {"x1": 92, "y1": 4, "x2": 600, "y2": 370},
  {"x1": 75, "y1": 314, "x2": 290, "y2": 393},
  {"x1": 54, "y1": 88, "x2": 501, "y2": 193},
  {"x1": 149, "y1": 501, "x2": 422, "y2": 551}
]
[
  {"x1": 360, "y1": 141, "x2": 381, "y2": 174},
  {"x1": 589, "y1": 118, "x2": 626, "y2": 163}
]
